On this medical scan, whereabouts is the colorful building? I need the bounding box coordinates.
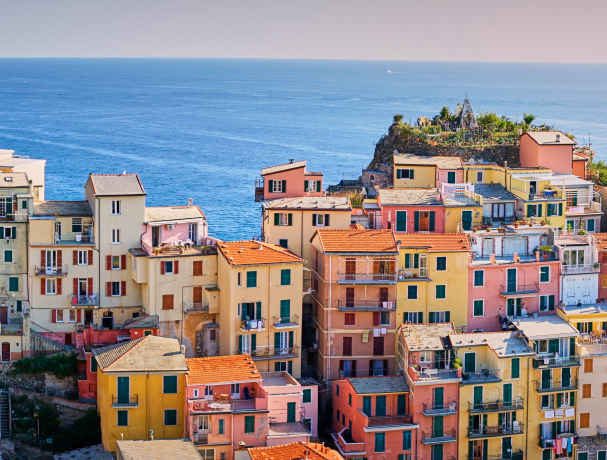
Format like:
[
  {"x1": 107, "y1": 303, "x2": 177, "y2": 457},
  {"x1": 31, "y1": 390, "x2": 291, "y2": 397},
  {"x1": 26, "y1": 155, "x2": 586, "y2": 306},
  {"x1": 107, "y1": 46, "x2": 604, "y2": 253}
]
[
  {"x1": 508, "y1": 171, "x2": 566, "y2": 228},
  {"x1": 519, "y1": 131, "x2": 576, "y2": 175},
  {"x1": 255, "y1": 160, "x2": 324, "y2": 202},
  {"x1": 375, "y1": 188, "x2": 445, "y2": 233},
  {"x1": 310, "y1": 228, "x2": 398, "y2": 380},
  {"x1": 392, "y1": 154, "x2": 463, "y2": 189},
  {"x1": 245, "y1": 441, "x2": 344, "y2": 460},
  {"x1": 94, "y1": 335, "x2": 188, "y2": 452},
  {"x1": 398, "y1": 233, "x2": 470, "y2": 330},
  {"x1": 548, "y1": 174, "x2": 601, "y2": 233},
  {"x1": 555, "y1": 233, "x2": 599, "y2": 307},
  {"x1": 331, "y1": 376, "x2": 416, "y2": 459}
]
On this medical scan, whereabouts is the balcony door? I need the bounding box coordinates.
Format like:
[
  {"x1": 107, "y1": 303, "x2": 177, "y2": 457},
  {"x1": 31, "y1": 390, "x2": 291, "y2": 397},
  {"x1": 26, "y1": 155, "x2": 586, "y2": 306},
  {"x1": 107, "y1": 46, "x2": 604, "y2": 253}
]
[
  {"x1": 507, "y1": 299, "x2": 522, "y2": 317},
  {"x1": 345, "y1": 288, "x2": 354, "y2": 308},
  {"x1": 506, "y1": 269, "x2": 517, "y2": 292},
  {"x1": 345, "y1": 259, "x2": 356, "y2": 280},
  {"x1": 379, "y1": 287, "x2": 388, "y2": 305},
  {"x1": 433, "y1": 387, "x2": 444, "y2": 409},
  {"x1": 117, "y1": 376, "x2": 129, "y2": 404},
  {"x1": 287, "y1": 402, "x2": 296, "y2": 423},
  {"x1": 46, "y1": 250, "x2": 58, "y2": 272},
  {"x1": 462, "y1": 210, "x2": 472, "y2": 231}
]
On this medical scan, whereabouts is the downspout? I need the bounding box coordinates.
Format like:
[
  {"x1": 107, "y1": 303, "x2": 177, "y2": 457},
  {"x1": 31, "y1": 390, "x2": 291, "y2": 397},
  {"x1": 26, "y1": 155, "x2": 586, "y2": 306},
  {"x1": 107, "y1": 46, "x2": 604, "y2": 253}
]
[
  {"x1": 267, "y1": 264, "x2": 271, "y2": 371},
  {"x1": 327, "y1": 255, "x2": 332, "y2": 381}
]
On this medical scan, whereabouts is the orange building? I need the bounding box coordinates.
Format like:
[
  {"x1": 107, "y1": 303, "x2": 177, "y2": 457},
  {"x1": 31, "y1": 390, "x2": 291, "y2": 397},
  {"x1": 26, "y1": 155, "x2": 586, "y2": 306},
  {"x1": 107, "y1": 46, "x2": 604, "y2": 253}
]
[
  {"x1": 246, "y1": 441, "x2": 343, "y2": 460},
  {"x1": 310, "y1": 228, "x2": 399, "y2": 381},
  {"x1": 255, "y1": 160, "x2": 324, "y2": 202},
  {"x1": 331, "y1": 376, "x2": 416, "y2": 459},
  {"x1": 519, "y1": 131, "x2": 576, "y2": 174}
]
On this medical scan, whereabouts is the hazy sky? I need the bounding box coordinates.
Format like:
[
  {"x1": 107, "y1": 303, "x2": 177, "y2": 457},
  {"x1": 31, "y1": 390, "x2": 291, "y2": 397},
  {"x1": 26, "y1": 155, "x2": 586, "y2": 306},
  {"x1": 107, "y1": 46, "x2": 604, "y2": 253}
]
[{"x1": 1, "y1": 0, "x2": 606, "y2": 62}]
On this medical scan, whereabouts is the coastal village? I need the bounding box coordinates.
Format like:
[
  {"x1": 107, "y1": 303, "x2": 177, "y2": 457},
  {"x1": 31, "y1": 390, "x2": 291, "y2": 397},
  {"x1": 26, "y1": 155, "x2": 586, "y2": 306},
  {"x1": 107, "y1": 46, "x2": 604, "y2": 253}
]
[{"x1": 1, "y1": 101, "x2": 607, "y2": 460}]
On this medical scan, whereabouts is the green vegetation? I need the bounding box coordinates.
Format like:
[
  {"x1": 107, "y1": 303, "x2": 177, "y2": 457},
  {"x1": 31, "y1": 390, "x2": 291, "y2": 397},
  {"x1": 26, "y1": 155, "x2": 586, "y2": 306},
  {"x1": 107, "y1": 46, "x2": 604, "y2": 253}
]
[
  {"x1": 589, "y1": 160, "x2": 607, "y2": 186},
  {"x1": 12, "y1": 353, "x2": 78, "y2": 379}
]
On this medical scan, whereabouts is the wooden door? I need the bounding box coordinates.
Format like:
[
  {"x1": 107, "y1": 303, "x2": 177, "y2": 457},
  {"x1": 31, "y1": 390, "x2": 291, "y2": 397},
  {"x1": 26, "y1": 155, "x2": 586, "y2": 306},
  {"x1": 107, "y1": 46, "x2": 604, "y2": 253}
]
[
  {"x1": 0, "y1": 307, "x2": 7, "y2": 324},
  {"x1": 345, "y1": 288, "x2": 354, "y2": 307},
  {"x1": 1, "y1": 342, "x2": 9, "y2": 361},
  {"x1": 345, "y1": 259, "x2": 356, "y2": 280}
]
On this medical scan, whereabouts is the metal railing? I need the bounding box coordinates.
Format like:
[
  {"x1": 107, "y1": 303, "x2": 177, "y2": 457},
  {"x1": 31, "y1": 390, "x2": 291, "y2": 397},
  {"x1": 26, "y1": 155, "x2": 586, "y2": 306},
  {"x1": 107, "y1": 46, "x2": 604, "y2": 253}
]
[
  {"x1": 337, "y1": 273, "x2": 397, "y2": 283},
  {"x1": 562, "y1": 264, "x2": 600, "y2": 275},
  {"x1": 423, "y1": 401, "x2": 457, "y2": 416},
  {"x1": 462, "y1": 368, "x2": 501, "y2": 383},
  {"x1": 469, "y1": 423, "x2": 524, "y2": 438},
  {"x1": 336, "y1": 299, "x2": 396, "y2": 311},
  {"x1": 500, "y1": 282, "x2": 538, "y2": 295},
  {"x1": 365, "y1": 414, "x2": 413, "y2": 427},
  {"x1": 184, "y1": 302, "x2": 209, "y2": 313},
  {"x1": 112, "y1": 394, "x2": 138, "y2": 407},
  {"x1": 468, "y1": 398, "x2": 524, "y2": 413},
  {"x1": 398, "y1": 269, "x2": 429, "y2": 280},
  {"x1": 422, "y1": 429, "x2": 457, "y2": 444},
  {"x1": 532, "y1": 355, "x2": 580, "y2": 368},
  {"x1": 71, "y1": 293, "x2": 99, "y2": 306},
  {"x1": 250, "y1": 345, "x2": 299, "y2": 360},
  {"x1": 410, "y1": 366, "x2": 460, "y2": 381},
  {"x1": 34, "y1": 265, "x2": 68, "y2": 276},
  {"x1": 272, "y1": 314, "x2": 300, "y2": 326},
  {"x1": 240, "y1": 318, "x2": 266, "y2": 331},
  {"x1": 535, "y1": 379, "x2": 577, "y2": 392}
]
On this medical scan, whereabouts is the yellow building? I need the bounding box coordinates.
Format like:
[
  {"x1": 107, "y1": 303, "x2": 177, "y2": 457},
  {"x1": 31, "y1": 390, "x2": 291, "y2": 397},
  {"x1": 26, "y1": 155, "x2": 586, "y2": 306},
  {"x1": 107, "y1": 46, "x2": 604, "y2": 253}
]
[
  {"x1": 442, "y1": 186, "x2": 483, "y2": 232},
  {"x1": 508, "y1": 171, "x2": 566, "y2": 228},
  {"x1": 261, "y1": 196, "x2": 351, "y2": 266},
  {"x1": 463, "y1": 162, "x2": 508, "y2": 186},
  {"x1": 393, "y1": 153, "x2": 463, "y2": 188},
  {"x1": 397, "y1": 233, "x2": 470, "y2": 329},
  {"x1": 217, "y1": 241, "x2": 304, "y2": 376},
  {"x1": 94, "y1": 335, "x2": 187, "y2": 452},
  {"x1": 513, "y1": 316, "x2": 580, "y2": 460},
  {"x1": 450, "y1": 332, "x2": 533, "y2": 460}
]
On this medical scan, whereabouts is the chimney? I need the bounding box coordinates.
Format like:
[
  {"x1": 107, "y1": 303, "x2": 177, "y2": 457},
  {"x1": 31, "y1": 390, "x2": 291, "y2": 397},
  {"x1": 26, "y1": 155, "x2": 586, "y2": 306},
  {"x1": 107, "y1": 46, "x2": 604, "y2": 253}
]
[
  {"x1": 289, "y1": 159, "x2": 294, "y2": 164},
  {"x1": 180, "y1": 344, "x2": 186, "y2": 355},
  {"x1": 556, "y1": 133, "x2": 561, "y2": 143},
  {"x1": 187, "y1": 198, "x2": 193, "y2": 206}
]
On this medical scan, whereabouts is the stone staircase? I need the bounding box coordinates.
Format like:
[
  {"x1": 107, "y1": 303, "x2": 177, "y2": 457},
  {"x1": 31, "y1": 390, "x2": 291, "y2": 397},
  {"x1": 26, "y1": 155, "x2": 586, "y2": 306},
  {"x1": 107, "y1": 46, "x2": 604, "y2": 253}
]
[{"x1": 0, "y1": 385, "x2": 11, "y2": 440}]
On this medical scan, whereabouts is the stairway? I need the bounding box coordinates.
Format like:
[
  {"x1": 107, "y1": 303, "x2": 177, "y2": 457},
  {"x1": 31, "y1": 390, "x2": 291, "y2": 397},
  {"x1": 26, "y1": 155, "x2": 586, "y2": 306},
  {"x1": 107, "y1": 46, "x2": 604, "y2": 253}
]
[{"x1": 0, "y1": 386, "x2": 10, "y2": 439}]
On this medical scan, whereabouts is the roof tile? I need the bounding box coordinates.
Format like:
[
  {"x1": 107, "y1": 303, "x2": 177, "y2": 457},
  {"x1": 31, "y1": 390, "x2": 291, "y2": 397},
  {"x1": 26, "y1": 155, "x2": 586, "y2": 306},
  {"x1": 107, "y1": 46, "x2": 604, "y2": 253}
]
[
  {"x1": 187, "y1": 354, "x2": 261, "y2": 385},
  {"x1": 314, "y1": 228, "x2": 398, "y2": 253},
  {"x1": 218, "y1": 241, "x2": 302, "y2": 266},
  {"x1": 398, "y1": 233, "x2": 470, "y2": 252}
]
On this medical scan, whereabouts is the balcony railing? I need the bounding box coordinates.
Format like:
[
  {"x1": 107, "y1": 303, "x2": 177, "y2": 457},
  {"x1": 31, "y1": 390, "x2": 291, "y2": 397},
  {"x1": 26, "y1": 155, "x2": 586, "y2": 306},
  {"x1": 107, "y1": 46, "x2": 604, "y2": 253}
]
[
  {"x1": 331, "y1": 430, "x2": 366, "y2": 456},
  {"x1": 34, "y1": 265, "x2": 68, "y2": 276},
  {"x1": 0, "y1": 319, "x2": 23, "y2": 336},
  {"x1": 192, "y1": 432, "x2": 208, "y2": 444},
  {"x1": 462, "y1": 369, "x2": 501, "y2": 384},
  {"x1": 423, "y1": 402, "x2": 457, "y2": 416},
  {"x1": 532, "y1": 355, "x2": 580, "y2": 368},
  {"x1": 468, "y1": 398, "x2": 524, "y2": 413},
  {"x1": 337, "y1": 273, "x2": 397, "y2": 284},
  {"x1": 189, "y1": 397, "x2": 267, "y2": 414},
  {"x1": 540, "y1": 433, "x2": 576, "y2": 449},
  {"x1": 112, "y1": 394, "x2": 138, "y2": 407},
  {"x1": 488, "y1": 450, "x2": 524, "y2": 460},
  {"x1": 365, "y1": 414, "x2": 413, "y2": 428},
  {"x1": 500, "y1": 283, "x2": 539, "y2": 296},
  {"x1": 336, "y1": 299, "x2": 396, "y2": 312},
  {"x1": 272, "y1": 314, "x2": 300, "y2": 327},
  {"x1": 422, "y1": 429, "x2": 457, "y2": 445},
  {"x1": 0, "y1": 210, "x2": 28, "y2": 222},
  {"x1": 184, "y1": 302, "x2": 209, "y2": 313},
  {"x1": 71, "y1": 293, "x2": 99, "y2": 306},
  {"x1": 409, "y1": 366, "x2": 461, "y2": 382},
  {"x1": 469, "y1": 423, "x2": 524, "y2": 438},
  {"x1": 536, "y1": 379, "x2": 578, "y2": 392},
  {"x1": 541, "y1": 406, "x2": 576, "y2": 419},
  {"x1": 251, "y1": 345, "x2": 299, "y2": 360},
  {"x1": 562, "y1": 264, "x2": 600, "y2": 275},
  {"x1": 254, "y1": 178, "x2": 264, "y2": 202},
  {"x1": 398, "y1": 269, "x2": 429, "y2": 280},
  {"x1": 240, "y1": 318, "x2": 265, "y2": 331}
]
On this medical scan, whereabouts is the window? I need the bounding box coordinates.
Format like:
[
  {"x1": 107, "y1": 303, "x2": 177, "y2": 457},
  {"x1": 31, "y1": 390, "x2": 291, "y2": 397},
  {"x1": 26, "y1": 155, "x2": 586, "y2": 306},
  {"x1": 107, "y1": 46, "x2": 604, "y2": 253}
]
[
  {"x1": 111, "y1": 255, "x2": 121, "y2": 270},
  {"x1": 45, "y1": 278, "x2": 56, "y2": 295},
  {"x1": 403, "y1": 430, "x2": 412, "y2": 450},
  {"x1": 164, "y1": 409, "x2": 177, "y2": 426},
  {"x1": 78, "y1": 250, "x2": 88, "y2": 265},
  {"x1": 68, "y1": 309, "x2": 76, "y2": 323},
  {"x1": 274, "y1": 212, "x2": 293, "y2": 226},
  {"x1": 429, "y1": 311, "x2": 450, "y2": 323},
  {"x1": 304, "y1": 180, "x2": 321, "y2": 192},
  {"x1": 587, "y1": 219, "x2": 596, "y2": 232},
  {"x1": 163, "y1": 375, "x2": 177, "y2": 394},
  {"x1": 374, "y1": 432, "x2": 385, "y2": 453},
  {"x1": 111, "y1": 200, "x2": 121, "y2": 215},
  {"x1": 162, "y1": 294, "x2": 174, "y2": 310},
  {"x1": 395, "y1": 211, "x2": 407, "y2": 232},
  {"x1": 584, "y1": 358, "x2": 594, "y2": 373},
  {"x1": 580, "y1": 412, "x2": 590, "y2": 428},
  {"x1": 473, "y1": 299, "x2": 484, "y2": 317},
  {"x1": 362, "y1": 396, "x2": 371, "y2": 416},
  {"x1": 218, "y1": 419, "x2": 224, "y2": 435},
  {"x1": 111, "y1": 228, "x2": 120, "y2": 244},
  {"x1": 72, "y1": 217, "x2": 82, "y2": 233},
  {"x1": 8, "y1": 277, "x2": 18, "y2": 292},
  {"x1": 476, "y1": 171, "x2": 483, "y2": 182},
  {"x1": 379, "y1": 311, "x2": 390, "y2": 325},
  {"x1": 396, "y1": 168, "x2": 415, "y2": 179},
  {"x1": 244, "y1": 415, "x2": 255, "y2": 433},
  {"x1": 447, "y1": 171, "x2": 456, "y2": 183},
  {"x1": 527, "y1": 203, "x2": 542, "y2": 217},
  {"x1": 540, "y1": 295, "x2": 555, "y2": 311},
  {"x1": 598, "y1": 451, "x2": 607, "y2": 460},
  {"x1": 404, "y1": 312, "x2": 423, "y2": 323},
  {"x1": 56, "y1": 309, "x2": 64, "y2": 322},
  {"x1": 117, "y1": 410, "x2": 128, "y2": 426},
  {"x1": 246, "y1": 271, "x2": 257, "y2": 288},
  {"x1": 303, "y1": 389, "x2": 311, "y2": 403},
  {"x1": 344, "y1": 313, "x2": 355, "y2": 325},
  {"x1": 540, "y1": 266, "x2": 550, "y2": 282},
  {"x1": 3, "y1": 250, "x2": 12, "y2": 263},
  {"x1": 278, "y1": 239, "x2": 288, "y2": 248},
  {"x1": 268, "y1": 179, "x2": 285, "y2": 193},
  {"x1": 407, "y1": 285, "x2": 418, "y2": 299},
  {"x1": 436, "y1": 257, "x2": 446, "y2": 271},
  {"x1": 188, "y1": 223, "x2": 198, "y2": 242},
  {"x1": 473, "y1": 270, "x2": 484, "y2": 287},
  {"x1": 90, "y1": 357, "x2": 97, "y2": 373},
  {"x1": 414, "y1": 211, "x2": 436, "y2": 231},
  {"x1": 348, "y1": 394, "x2": 352, "y2": 406},
  {"x1": 511, "y1": 358, "x2": 520, "y2": 379},
  {"x1": 603, "y1": 383, "x2": 607, "y2": 397},
  {"x1": 312, "y1": 214, "x2": 331, "y2": 227},
  {"x1": 583, "y1": 384, "x2": 591, "y2": 398},
  {"x1": 435, "y1": 285, "x2": 446, "y2": 299},
  {"x1": 111, "y1": 281, "x2": 121, "y2": 297},
  {"x1": 280, "y1": 269, "x2": 291, "y2": 285}
]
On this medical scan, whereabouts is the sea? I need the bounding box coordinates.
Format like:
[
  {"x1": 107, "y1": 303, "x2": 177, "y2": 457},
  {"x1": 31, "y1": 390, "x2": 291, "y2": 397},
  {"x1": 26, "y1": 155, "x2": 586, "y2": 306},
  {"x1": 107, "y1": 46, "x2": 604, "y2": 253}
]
[{"x1": 0, "y1": 59, "x2": 606, "y2": 240}]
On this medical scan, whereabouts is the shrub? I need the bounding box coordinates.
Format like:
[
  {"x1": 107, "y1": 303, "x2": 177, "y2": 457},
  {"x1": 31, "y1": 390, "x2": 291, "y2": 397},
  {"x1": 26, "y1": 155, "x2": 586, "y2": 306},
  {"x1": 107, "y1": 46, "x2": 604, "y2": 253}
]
[{"x1": 12, "y1": 353, "x2": 78, "y2": 379}]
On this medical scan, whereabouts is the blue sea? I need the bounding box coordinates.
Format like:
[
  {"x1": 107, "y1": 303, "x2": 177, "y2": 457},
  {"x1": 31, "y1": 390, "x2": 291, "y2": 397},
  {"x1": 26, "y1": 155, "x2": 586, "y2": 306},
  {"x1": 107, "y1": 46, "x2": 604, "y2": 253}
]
[{"x1": 0, "y1": 59, "x2": 606, "y2": 240}]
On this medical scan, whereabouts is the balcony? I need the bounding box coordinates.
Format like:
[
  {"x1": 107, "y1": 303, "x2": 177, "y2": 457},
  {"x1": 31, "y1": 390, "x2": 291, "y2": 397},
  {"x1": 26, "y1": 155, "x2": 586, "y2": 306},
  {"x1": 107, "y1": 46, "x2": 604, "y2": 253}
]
[
  {"x1": 561, "y1": 264, "x2": 600, "y2": 275},
  {"x1": 184, "y1": 302, "x2": 209, "y2": 314},
  {"x1": 251, "y1": 345, "x2": 299, "y2": 361},
  {"x1": 0, "y1": 210, "x2": 28, "y2": 222},
  {"x1": 254, "y1": 178, "x2": 264, "y2": 202},
  {"x1": 469, "y1": 423, "x2": 524, "y2": 438},
  {"x1": 112, "y1": 394, "x2": 138, "y2": 408},
  {"x1": 422, "y1": 429, "x2": 457, "y2": 445},
  {"x1": 336, "y1": 299, "x2": 396, "y2": 312},
  {"x1": 272, "y1": 315, "x2": 299, "y2": 328},
  {"x1": 541, "y1": 406, "x2": 576, "y2": 419},
  {"x1": 58, "y1": 231, "x2": 94, "y2": 245},
  {"x1": 34, "y1": 265, "x2": 68, "y2": 277},
  {"x1": 337, "y1": 273, "x2": 397, "y2": 285},
  {"x1": 364, "y1": 414, "x2": 414, "y2": 430},
  {"x1": 536, "y1": 379, "x2": 577, "y2": 393},
  {"x1": 423, "y1": 402, "x2": 458, "y2": 416},
  {"x1": 540, "y1": 433, "x2": 576, "y2": 449},
  {"x1": 532, "y1": 355, "x2": 580, "y2": 369},
  {"x1": 240, "y1": 318, "x2": 266, "y2": 332},
  {"x1": 499, "y1": 282, "x2": 539, "y2": 297},
  {"x1": 468, "y1": 398, "x2": 524, "y2": 413},
  {"x1": 398, "y1": 269, "x2": 429, "y2": 281},
  {"x1": 0, "y1": 318, "x2": 23, "y2": 336},
  {"x1": 71, "y1": 294, "x2": 99, "y2": 307},
  {"x1": 192, "y1": 432, "x2": 208, "y2": 444},
  {"x1": 409, "y1": 366, "x2": 461, "y2": 382},
  {"x1": 488, "y1": 450, "x2": 524, "y2": 460},
  {"x1": 189, "y1": 396, "x2": 267, "y2": 414},
  {"x1": 331, "y1": 429, "x2": 366, "y2": 457},
  {"x1": 462, "y1": 369, "x2": 501, "y2": 384}
]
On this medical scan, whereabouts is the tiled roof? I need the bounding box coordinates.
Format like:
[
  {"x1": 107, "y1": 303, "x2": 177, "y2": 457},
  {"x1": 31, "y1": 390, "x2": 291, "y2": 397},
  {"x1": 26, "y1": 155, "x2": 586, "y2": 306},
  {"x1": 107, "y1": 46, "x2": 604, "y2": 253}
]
[
  {"x1": 33, "y1": 200, "x2": 92, "y2": 217},
  {"x1": 263, "y1": 196, "x2": 350, "y2": 210},
  {"x1": 377, "y1": 188, "x2": 442, "y2": 206},
  {"x1": 187, "y1": 354, "x2": 261, "y2": 385},
  {"x1": 526, "y1": 131, "x2": 575, "y2": 145},
  {"x1": 144, "y1": 205, "x2": 205, "y2": 223},
  {"x1": 348, "y1": 376, "x2": 409, "y2": 394},
  {"x1": 0, "y1": 171, "x2": 29, "y2": 188},
  {"x1": 92, "y1": 336, "x2": 187, "y2": 372},
  {"x1": 398, "y1": 233, "x2": 470, "y2": 252},
  {"x1": 218, "y1": 241, "x2": 302, "y2": 266},
  {"x1": 514, "y1": 315, "x2": 579, "y2": 340},
  {"x1": 474, "y1": 184, "x2": 517, "y2": 201},
  {"x1": 248, "y1": 442, "x2": 343, "y2": 460},
  {"x1": 314, "y1": 228, "x2": 398, "y2": 253},
  {"x1": 449, "y1": 332, "x2": 533, "y2": 357},
  {"x1": 116, "y1": 440, "x2": 201, "y2": 460},
  {"x1": 394, "y1": 153, "x2": 463, "y2": 169},
  {"x1": 401, "y1": 323, "x2": 454, "y2": 351},
  {"x1": 87, "y1": 173, "x2": 146, "y2": 196},
  {"x1": 261, "y1": 160, "x2": 307, "y2": 175}
]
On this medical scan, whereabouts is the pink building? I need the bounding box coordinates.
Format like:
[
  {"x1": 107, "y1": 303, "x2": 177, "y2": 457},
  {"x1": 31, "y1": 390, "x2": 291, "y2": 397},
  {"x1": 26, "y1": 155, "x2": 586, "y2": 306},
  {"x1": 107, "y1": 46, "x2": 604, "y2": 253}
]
[
  {"x1": 398, "y1": 324, "x2": 460, "y2": 460},
  {"x1": 519, "y1": 131, "x2": 576, "y2": 174},
  {"x1": 185, "y1": 355, "x2": 316, "y2": 458},
  {"x1": 255, "y1": 160, "x2": 324, "y2": 202},
  {"x1": 372, "y1": 189, "x2": 445, "y2": 233},
  {"x1": 310, "y1": 228, "x2": 399, "y2": 381},
  {"x1": 467, "y1": 227, "x2": 560, "y2": 332}
]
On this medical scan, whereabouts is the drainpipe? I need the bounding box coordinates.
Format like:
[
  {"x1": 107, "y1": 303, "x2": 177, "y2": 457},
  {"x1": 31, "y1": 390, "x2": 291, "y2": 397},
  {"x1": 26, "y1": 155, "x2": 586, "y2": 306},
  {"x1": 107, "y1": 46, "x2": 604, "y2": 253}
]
[{"x1": 327, "y1": 256, "x2": 332, "y2": 381}]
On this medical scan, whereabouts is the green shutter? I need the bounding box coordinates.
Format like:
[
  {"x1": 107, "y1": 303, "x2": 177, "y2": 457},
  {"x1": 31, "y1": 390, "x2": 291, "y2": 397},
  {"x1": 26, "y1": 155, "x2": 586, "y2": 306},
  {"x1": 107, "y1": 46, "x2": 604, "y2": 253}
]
[
  {"x1": 473, "y1": 386, "x2": 483, "y2": 406},
  {"x1": 246, "y1": 271, "x2": 257, "y2": 287},
  {"x1": 474, "y1": 270, "x2": 484, "y2": 286},
  {"x1": 429, "y1": 211, "x2": 435, "y2": 231},
  {"x1": 363, "y1": 396, "x2": 371, "y2": 415},
  {"x1": 403, "y1": 430, "x2": 411, "y2": 450},
  {"x1": 251, "y1": 334, "x2": 256, "y2": 352},
  {"x1": 219, "y1": 419, "x2": 224, "y2": 434},
  {"x1": 256, "y1": 301, "x2": 262, "y2": 319},
  {"x1": 414, "y1": 254, "x2": 419, "y2": 268},
  {"x1": 316, "y1": 181, "x2": 321, "y2": 192},
  {"x1": 117, "y1": 410, "x2": 128, "y2": 426},
  {"x1": 287, "y1": 401, "x2": 296, "y2": 423},
  {"x1": 559, "y1": 203, "x2": 563, "y2": 215},
  {"x1": 537, "y1": 204, "x2": 542, "y2": 217},
  {"x1": 405, "y1": 253, "x2": 411, "y2": 268},
  {"x1": 287, "y1": 213, "x2": 293, "y2": 225},
  {"x1": 163, "y1": 375, "x2": 177, "y2": 394},
  {"x1": 288, "y1": 331, "x2": 294, "y2": 347},
  {"x1": 511, "y1": 358, "x2": 520, "y2": 379},
  {"x1": 527, "y1": 204, "x2": 534, "y2": 217},
  {"x1": 303, "y1": 389, "x2": 311, "y2": 403},
  {"x1": 429, "y1": 312, "x2": 436, "y2": 323},
  {"x1": 397, "y1": 394, "x2": 406, "y2": 415},
  {"x1": 436, "y1": 285, "x2": 446, "y2": 299},
  {"x1": 396, "y1": 211, "x2": 407, "y2": 232},
  {"x1": 4, "y1": 250, "x2": 12, "y2": 263},
  {"x1": 375, "y1": 395, "x2": 386, "y2": 416},
  {"x1": 274, "y1": 333, "x2": 281, "y2": 350},
  {"x1": 503, "y1": 383, "x2": 512, "y2": 404},
  {"x1": 8, "y1": 277, "x2": 18, "y2": 292},
  {"x1": 414, "y1": 211, "x2": 420, "y2": 231},
  {"x1": 280, "y1": 299, "x2": 290, "y2": 322},
  {"x1": 245, "y1": 415, "x2": 255, "y2": 433},
  {"x1": 374, "y1": 432, "x2": 385, "y2": 453},
  {"x1": 473, "y1": 300, "x2": 484, "y2": 316},
  {"x1": 238, "y1": 335, "x2": 243, "y2": 353},
  {"x1": 274, "y1": 213, "x2": 280, "y2": 225},
  {"x1": 281, "y1": 269, "x2": 291, "y2": 285}
]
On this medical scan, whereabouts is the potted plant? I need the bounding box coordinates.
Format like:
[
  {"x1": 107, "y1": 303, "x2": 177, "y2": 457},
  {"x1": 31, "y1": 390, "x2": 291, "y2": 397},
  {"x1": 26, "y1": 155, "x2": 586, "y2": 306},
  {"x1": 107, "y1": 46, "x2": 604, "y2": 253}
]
[{"x1": 539, "y1": 245, "x2": 553, "y2": 260}]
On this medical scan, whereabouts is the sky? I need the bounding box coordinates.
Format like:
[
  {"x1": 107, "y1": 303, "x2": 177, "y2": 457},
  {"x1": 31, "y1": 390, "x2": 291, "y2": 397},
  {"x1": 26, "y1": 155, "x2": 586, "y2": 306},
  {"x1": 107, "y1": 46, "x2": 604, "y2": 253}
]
[{"x1": 1, "y1": 0, "x2": 606, "y2": 62}]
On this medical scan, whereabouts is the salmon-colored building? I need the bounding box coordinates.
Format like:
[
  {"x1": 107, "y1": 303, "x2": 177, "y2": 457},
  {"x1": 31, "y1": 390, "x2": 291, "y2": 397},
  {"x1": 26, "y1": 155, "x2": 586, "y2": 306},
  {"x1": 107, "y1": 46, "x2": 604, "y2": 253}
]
[
  {"x1": 310, "y1": 228, "x2": 399, "y2": 381},
  {"x1": 597, "y1": 234, "x2": 607, "y2": 302},
  {"x1": 468, "y1": 226, "x2": 561, "y2": 332},
  {"x1": 246, "y1": 441, "x2": 344, "y2": 460},
  {"x1": 373, "y1": 188, "x2": 446, "y2": 233},
  {"x1": 255, "y1": 160, "x2": 324, "y2": 202},
  {"x1": 331, "y1": 376, "x2": 417, "y2": 459},
  {"x1": 519, "y1": 131, "x2": 576, "y2": 175},
  {"x1": 396, "y1": 324, "x2": 461, "y2": 460}
]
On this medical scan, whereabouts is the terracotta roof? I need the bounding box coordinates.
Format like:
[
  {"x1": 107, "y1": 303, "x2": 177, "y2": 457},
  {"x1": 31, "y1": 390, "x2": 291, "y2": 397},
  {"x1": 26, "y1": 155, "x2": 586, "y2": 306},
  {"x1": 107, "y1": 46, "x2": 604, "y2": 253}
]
[
  {"x1": 398, "y1": 233, "x2": 470, "y2": 252},
  {"x1": 595, "y1": 233, "x2": 607, "y2": 251},
  {"x1": 394, "y1": 153, "x2": 463, "y2": 169},
  {"x1": 261, "y1": 160, "x2": 307, "y2": 175},
  {"x1": 218, "y1": 241, "x2": 302, "y2": 266},
  {"x1": 248, "y1": 442, "x2": 343, "y2": 460},
  {"x1": 314, "y1": 228, "x2": 398, "y2": 253},
  {"x1": 187, "y1": 354, "x2": 261, "y2": 385},
  {"x1": 87, "y1": 173, "x2": 146, "y2": 196},
  {"x1": 525, "y1": 131, "x2": 575, "y2": 146},
  {"x1": 92, "y1": 336, "x2": 187, "y2": 372},
  {"x1": 116, "y1": 440, "x2": 201, "y2": 460}
]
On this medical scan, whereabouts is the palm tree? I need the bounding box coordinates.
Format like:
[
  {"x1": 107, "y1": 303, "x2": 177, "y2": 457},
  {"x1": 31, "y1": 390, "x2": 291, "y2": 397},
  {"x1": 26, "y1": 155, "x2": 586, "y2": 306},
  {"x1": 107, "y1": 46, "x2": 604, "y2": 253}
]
[{"x1": 523, "y1": 113, "x2": 535, "y2": 126}]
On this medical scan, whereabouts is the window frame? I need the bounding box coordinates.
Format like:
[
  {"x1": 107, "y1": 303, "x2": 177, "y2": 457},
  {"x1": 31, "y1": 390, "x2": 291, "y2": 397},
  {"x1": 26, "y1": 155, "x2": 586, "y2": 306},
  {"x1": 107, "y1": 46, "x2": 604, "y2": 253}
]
[{"x1": 164, "y1": 409, "x2": 177, "y2": 426}]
